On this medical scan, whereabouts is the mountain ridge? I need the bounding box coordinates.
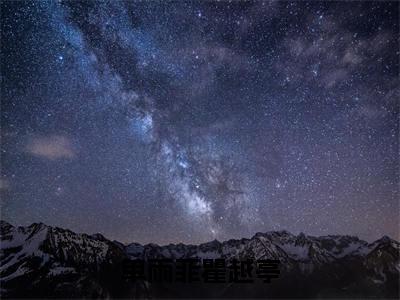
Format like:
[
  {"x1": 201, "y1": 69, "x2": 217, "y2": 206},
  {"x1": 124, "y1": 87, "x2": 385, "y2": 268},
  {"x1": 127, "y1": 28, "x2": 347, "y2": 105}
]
[
  {"x1": 2, "y1": 219, "x2": 397, "y2": 248},
  {"x1": 1, "y1": 220, "x2": 399, "y2": 298}
]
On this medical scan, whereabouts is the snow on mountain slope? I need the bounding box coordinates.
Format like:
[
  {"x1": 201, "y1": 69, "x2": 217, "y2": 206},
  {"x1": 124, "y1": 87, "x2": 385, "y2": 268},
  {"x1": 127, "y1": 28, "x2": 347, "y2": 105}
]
[
  {"x1": 0, "y1": 221, "x2": 124, "y2": 284},
  {"x1": 123, "y1": 229, "x2": 392, "y2": 273},
  {"x1": 0, "y1": 220, "x2": 399, "y2": 298}
]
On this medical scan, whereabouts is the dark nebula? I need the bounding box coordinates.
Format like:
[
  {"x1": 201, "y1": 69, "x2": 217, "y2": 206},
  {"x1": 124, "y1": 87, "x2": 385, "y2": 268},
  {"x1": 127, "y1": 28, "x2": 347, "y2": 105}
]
[{"x1": 1, "y1": 1, "x2": 398, "y2": 244}]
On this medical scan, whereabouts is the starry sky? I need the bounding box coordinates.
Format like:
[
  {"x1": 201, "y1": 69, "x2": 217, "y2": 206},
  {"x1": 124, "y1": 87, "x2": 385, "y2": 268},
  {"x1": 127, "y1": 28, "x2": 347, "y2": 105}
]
[{"x1": 1, "y1": 1, "x2": 399, "y2": 245}]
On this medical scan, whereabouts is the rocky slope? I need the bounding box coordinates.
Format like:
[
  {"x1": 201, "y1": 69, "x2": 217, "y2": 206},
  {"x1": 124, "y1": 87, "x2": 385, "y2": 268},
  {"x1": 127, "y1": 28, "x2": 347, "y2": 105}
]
[{"x1": 1, "y1": 220, "x2": 399, "y2": 298}]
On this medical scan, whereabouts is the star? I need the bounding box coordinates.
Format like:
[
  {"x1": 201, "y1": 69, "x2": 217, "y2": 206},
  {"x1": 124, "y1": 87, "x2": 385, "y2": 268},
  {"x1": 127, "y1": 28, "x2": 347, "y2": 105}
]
[{"x1": 0, "y1": 0, "x2": 397, "y2": 245}]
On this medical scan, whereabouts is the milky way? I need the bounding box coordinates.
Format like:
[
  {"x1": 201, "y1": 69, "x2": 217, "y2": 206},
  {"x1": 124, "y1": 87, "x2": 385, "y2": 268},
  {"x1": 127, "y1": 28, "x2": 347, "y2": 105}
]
[{"x1": 1, "y1": 1, "x2": 399, "y2": 244}]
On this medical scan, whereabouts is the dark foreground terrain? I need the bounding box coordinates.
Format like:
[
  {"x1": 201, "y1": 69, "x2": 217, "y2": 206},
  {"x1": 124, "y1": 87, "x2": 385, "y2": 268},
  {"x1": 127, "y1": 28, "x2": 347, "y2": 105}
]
[{"x1": 0, "y1": 220, "x2": 399, "y2": 298}]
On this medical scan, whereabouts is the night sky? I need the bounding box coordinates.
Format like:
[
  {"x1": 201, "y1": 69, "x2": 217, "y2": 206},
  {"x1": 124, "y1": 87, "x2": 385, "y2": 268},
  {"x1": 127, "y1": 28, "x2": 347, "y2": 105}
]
[{"x1": 1, "y1": 1, "x2": 399, "y2": 245}]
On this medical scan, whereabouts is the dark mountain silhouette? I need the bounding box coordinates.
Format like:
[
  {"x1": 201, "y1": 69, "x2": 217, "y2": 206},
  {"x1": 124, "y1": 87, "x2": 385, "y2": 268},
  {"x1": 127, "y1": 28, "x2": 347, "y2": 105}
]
[{"x1": 1, "y1": 220, "x2": 398, "y2": 298}]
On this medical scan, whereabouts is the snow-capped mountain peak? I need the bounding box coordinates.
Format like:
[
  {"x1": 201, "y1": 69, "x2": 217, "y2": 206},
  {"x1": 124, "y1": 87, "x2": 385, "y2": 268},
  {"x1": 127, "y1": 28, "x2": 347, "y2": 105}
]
[{"x1": 0, "y1": 221, "x2": 398, "y2": 298}]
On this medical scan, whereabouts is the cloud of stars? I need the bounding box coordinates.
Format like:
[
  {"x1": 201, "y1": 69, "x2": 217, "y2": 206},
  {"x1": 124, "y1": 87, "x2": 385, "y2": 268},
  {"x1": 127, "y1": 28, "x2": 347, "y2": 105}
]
[{"x1": 1, "y1": 1, "x2": 398, "y2": 244}]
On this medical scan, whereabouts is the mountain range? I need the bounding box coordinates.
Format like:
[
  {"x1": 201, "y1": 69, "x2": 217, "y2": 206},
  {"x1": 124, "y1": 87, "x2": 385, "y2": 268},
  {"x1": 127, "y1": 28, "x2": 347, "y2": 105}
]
[{"x1": 1, "y1": 220, "x2": 399, "y2": 298}]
